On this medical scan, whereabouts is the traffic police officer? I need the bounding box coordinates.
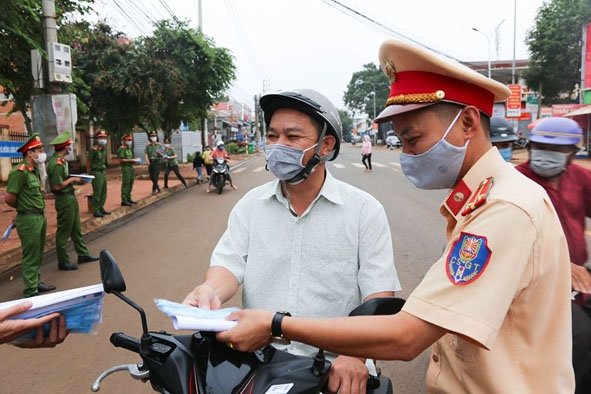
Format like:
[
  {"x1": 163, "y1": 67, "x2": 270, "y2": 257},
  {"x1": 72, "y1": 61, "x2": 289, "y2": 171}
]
[
  {"x1": 5, "y1": 133, "x2": 56, "y2": 297},
  {"x1": 86, "y1": 130, "x2": 110, "y2": 218},
  {"x1": 118, "y1": 134, "x2": 138, "y2": 206},
  {"x1": 144, "y1": 130, "x2": 163, "y2": 195},
  {"x1": 47, "y1": 131, "x2": 99, "y2": 271}
]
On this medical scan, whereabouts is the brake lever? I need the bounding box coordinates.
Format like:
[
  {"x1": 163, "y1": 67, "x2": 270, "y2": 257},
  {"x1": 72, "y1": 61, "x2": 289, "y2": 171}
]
[{"x1": 91, "y1": 362, "x2": 150, "y2": 392}]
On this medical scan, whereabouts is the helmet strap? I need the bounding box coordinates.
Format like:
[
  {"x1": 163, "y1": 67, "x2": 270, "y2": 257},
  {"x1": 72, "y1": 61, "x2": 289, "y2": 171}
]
[{"x1": 284, "y1": 122, "x2": 333, "y2": 184}]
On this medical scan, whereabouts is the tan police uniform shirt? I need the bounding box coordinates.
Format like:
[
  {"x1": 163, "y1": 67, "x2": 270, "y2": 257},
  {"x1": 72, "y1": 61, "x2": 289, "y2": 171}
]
[{"x1": 403, "y1": 147, "x2": 574, "y2": 394}]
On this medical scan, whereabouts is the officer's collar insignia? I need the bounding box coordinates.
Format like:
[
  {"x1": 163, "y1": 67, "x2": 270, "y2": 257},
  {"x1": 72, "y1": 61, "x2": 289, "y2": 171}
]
[
  {"x1": 57, "y1": 158, "x2": 63, "y2": 165},
  {"x1": 461, "y1": 177, "x2": 494, "y2": 216},
  {"x1": 446, "y1": 232, "x2": 491, "y2": 285},
  {"x1": 445, "y1": 180, "x2": 471, "y2": 216}
]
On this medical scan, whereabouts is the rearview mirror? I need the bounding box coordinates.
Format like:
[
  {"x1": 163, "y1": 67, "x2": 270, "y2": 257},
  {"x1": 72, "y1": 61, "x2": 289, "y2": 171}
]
[{"x1": 100, "y1": 250, "x2": 126, "y2": 293}]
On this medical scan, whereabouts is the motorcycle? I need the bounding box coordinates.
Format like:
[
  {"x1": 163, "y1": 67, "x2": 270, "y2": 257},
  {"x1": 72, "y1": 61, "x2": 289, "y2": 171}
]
[
  {"x1": 92, "y1": 250, "x2": 404, "y2": 393},
  {"x1": 211, "y1": 157, "x2": 230, "y2": 194}
]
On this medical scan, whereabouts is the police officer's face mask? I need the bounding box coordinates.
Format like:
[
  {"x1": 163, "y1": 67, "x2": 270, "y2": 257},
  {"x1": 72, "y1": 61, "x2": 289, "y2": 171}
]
[
  {"x1": 529, "y1": 149, "x2": 570, "y2": 178},
  {"x1": 399, "y1": 111, "x2": 468, "y2": 190},
  {"x1": 264, "y1": 143, "x2": 318, "y2": 182},
  {"x1": 32, "y1": 151, "x2": 47, "y2": 164},
  {"x1": 149, "y1": 137, "x2": 157, "y2": 142},
  {"x1": 98, "y1": 139, "x2": 107, "y2": 146}
]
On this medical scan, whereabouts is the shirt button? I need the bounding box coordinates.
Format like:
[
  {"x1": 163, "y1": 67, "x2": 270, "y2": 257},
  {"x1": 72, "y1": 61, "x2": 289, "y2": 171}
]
[{"x1": 432, "y1": 355, "x2": 439, "y2": 362}]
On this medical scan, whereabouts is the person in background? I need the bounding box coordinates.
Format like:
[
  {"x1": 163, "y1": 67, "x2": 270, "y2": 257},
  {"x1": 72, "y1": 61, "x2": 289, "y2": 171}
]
[
  {"x1": 86, "y1": 130, "x2": 110, "y2": 218},
  {"x1": 207, "y1": 140, "x2": 237, "y2": 192},
  {"x1": 361, "y1": 134, "x2": 373, "y2": 172},
  {"x1": 489, "y1": 116, "x2": 518, "y2": 162},
  {"x1": 5, "y1": 134, "x2": 56, "y2": 297},
  {"x1": 118, "y1": 134, "x2": 139, "y2": 206},
  {"x1": 216, "y1": 39, "x2": 575, "y2": 394},
  {"x1": 144, "y1": 131, "x2": 163, "y2": 195},
  {"x1": 202, "y1": 145, "x2": 213, "y2": 181},
  {"x1": 162, "y1": 138, "x2": 189, "y2": 189},
  {"x1": 0, "y1": 302, "x2": 68, "y2": 348},
  {"x1": 47, "y1": 132, "x2": 99, "y2": 271},
  {"x1": 184, "y1": 88, "x2": 401, "y2": 393},
  {"x1": 192, "y1": 151, "x2": 205, "y2": 184},
  {"x1": 515, "y1": 116, "x2": 591, "y2": 394}
]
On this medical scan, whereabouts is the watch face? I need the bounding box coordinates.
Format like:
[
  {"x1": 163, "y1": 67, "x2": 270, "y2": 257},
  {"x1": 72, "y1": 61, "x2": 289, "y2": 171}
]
[{"x1": 270, "y1": 336, "x2": 291, "y2": 346}]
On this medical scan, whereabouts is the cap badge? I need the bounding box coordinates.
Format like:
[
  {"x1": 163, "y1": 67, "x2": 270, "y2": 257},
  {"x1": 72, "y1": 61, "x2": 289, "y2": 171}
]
[{"x1": 384, "y1": 59, "x2": 397, "y2": 83}]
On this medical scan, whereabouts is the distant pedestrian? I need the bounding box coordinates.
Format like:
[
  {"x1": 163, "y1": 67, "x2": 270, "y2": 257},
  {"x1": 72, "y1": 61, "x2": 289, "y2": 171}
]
[
  {"x1": 192, "y1": 151, "x2": 205, "y2": 184},
  {"x1": 86, "y1": 130, "x2": 110, "y2": 218},
  {"x1": 202, "y1": 145, "x2": 213, "y2": 180},
  {"x1": 5, "y1": 133, "x2": 56, "y2": 297},
  {"x1": 47, "y1": 132, "x2": 99, "y2": 271},
  {"x1": 162, "y1": 139, "x2": 189, "y2": 189},
  {"x1": 361, "y1": 134, "x2": 373, "y2": 172},
  {"x1": 118, "y1": 134, "x2": 138, "y2": 206},
  {"x1": 144, "y1": 131, "x2": 163, "y2": 195}
]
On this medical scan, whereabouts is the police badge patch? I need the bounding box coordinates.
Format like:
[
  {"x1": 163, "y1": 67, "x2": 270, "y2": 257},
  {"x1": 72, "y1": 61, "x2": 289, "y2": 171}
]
[{"x1": 446, "y1": 232, "x2": 491, "y2": 285}]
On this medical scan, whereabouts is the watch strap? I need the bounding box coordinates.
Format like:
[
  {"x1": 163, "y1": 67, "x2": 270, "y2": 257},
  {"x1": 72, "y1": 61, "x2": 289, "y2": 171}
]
[{"x1": 271, "y1": 311, "x2": 291, "y2": 338}]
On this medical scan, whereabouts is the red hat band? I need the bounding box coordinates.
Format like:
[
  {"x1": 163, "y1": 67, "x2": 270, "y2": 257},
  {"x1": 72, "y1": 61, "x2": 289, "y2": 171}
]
[
  {"x1": 54, "y1": 140, "x2": 72, "y2": 150},
  {"x1": 387, "y1": 71, "x2": 495, "y2": 116},
  {"x1": 21, "y1": 139, "x2": 43, "y2": 153}
]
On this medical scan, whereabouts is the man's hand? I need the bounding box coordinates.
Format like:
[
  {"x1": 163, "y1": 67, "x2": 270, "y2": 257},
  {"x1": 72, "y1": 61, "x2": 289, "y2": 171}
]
[
  {"x1": 182, "y1": 285, "x2": 222, "y2": 310},
  {"x1": 325, "y1": 355, "x2": 369, "y2": 394},
  {"x1": 572, "y1": 263, "x2": 591, "y2": 294},
  {"x1": 0, "y1": 302, "x2": 69, "y2": 348}
]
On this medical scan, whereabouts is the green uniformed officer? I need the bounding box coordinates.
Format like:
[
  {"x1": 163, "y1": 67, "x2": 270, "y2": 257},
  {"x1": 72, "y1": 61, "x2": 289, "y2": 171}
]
[
  {"x1": 5, "y1": 133, "x2": 56, "y2": 297},
  {"x1": 86, "y1": 130, "x2": 110, "y2": 218},
  {"x1": 144, "y1": 130, "x2": 163, "y2": 195},
  {"x1": 118, "y1": 134, "x2": 138, "y2": 206},
  {"x1": 163, "y1": 138, "x2": 189, "y2": 189},
  {"x1": 47, "y1": 132, "x2": 99, "y2": 271}
]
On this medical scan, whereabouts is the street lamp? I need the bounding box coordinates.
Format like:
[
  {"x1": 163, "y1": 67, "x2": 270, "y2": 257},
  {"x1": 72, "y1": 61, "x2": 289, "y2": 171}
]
[
  {"x1": 370, "y1": 83, "x2": 376, "y2": 120},
  {"x1": 471, "y1": 27, "x2": 492, "y2": 79}
]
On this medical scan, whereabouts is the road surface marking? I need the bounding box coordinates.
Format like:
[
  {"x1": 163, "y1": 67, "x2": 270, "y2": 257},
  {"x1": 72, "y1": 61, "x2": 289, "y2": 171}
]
[{"x1": 253, "y1": 166, "x2": 266, "y2": 172}]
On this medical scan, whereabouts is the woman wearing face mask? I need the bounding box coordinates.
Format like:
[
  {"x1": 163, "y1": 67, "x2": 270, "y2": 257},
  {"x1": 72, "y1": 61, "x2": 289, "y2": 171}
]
[
  {"x1": 118, "y1": 134, "x2": 139, "y2": 206},
  {"x1": 5, "y1": 133, "x2": 56, "y2": 297},
  {"x1": 86, "y1": 130, "x2": 110, "y2": 218},
  {"x1": 515, "y1": 117, "x2": 591, "y2": 394}
]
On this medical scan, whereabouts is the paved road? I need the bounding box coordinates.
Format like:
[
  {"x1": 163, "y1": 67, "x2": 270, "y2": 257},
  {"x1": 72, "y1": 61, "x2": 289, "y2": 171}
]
[{"x1": 0, "y1": 144, "x2": 448, "y2": 394}]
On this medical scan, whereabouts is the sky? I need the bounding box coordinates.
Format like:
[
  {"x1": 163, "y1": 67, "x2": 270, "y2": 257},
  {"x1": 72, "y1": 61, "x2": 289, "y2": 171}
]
[{"x1": 90, "y1": 0, "x2": 547, "y2": 111}]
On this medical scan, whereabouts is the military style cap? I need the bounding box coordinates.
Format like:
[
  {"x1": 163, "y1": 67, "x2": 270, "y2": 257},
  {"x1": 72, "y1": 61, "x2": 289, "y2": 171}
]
[
  {"x1": 17, "y1": 133, "x2": 43, "y2": 153},
  {"x1": 96, "y1": 130, "x2": 108, "y2": 138},
  {"x1": 122, "y1": 134, "x2": 133, "y2": 141},
  {"x1": 149, "y1": 131, "x2": 157, "y2": 136},
  {"x1": 50, "y1": 131, "x2": 72, "y2": 150},
  {"x1": 375, "y1": 40, "x2": 512, "y2": 122}
]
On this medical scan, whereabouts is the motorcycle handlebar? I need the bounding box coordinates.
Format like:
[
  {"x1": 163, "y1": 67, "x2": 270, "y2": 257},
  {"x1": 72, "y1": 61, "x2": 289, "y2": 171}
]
[{"x1": 110, "y1": 332, "x2": 140, "y2": 353}]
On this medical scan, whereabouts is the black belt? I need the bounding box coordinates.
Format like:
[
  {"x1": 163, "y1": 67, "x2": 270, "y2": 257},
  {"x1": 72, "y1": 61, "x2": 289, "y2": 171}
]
[
  {"x1": 54, "y1": 190, "x2": 75, "y2": 196},
  {"x1": 17, "y1": 210, "x2": 44, "y2": 215}
]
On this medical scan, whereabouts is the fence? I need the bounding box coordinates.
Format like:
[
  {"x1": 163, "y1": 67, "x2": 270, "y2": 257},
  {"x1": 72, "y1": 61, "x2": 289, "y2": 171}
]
[{"x1": 8, "y1": 130, "x2": 28, "y2": 164}]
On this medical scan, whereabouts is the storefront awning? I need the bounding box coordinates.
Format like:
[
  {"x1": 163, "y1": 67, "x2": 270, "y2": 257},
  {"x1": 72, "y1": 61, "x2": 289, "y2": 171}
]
[{"x1": 564, "y1": 105, "x2": 591, "y2": 117}]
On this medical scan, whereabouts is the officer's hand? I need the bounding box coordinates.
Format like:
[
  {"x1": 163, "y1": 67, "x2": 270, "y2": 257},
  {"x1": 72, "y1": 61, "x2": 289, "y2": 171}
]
[
  {"x1": 572, "y1": 263, "x2": 591, "y2": 294},
  {"x1": 71, "y1": 177, "x2": 83, "y2": 184},
  {"x1": 0, "y1": 302, "x2": 68, "y2": 347},
  {"x1": 182, "y1": 285, "x2": 221, "y2": 310},
  {"x1": 325, "y1": 356, "x2": 368, "y2": 394}
]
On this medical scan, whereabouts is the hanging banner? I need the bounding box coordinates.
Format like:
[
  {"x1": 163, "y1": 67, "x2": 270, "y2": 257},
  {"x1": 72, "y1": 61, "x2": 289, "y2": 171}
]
[{"x1": 506, "y1": 84, "x2": 522, "y2": 117}]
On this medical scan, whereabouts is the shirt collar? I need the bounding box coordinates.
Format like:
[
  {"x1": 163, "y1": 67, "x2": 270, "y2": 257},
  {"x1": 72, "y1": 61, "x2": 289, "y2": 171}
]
[
  {"x1": 442, "y1": 147, "x2": 506, "y2": 218},
  {"x1": 258, "y1": 169, "x2": 344, "y2": 206}
]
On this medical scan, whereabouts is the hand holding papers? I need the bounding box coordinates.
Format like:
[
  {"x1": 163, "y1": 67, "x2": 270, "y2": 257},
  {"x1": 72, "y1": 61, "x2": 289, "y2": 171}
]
[
  {"x1": 2, "y1": 222, "x2": 16, "y2": 243},
  {"x1": 69, "y1": 174, "x2": 95, "y2": 184},
  {"x1": 155, "y1": 299, "x2": 238, "y2": 332},
  {"x1": 0, "y1": 284, "x2": 105, "y2": 345}
]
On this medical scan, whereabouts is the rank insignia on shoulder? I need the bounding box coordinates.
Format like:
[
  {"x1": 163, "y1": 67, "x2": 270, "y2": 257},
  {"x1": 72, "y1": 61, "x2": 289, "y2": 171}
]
[
  {"x1": 57, "y1": 158, "x2": 63, "y2": 165},
  {"x1": 18, "y1": 164, "x2": 26, "y2": 171},
  {"x1": 446, "y1": 232, "x2": 491, "y2": 285},
  {"x1": 461, "y1": 177, "x2": 493, "y2": 216}
]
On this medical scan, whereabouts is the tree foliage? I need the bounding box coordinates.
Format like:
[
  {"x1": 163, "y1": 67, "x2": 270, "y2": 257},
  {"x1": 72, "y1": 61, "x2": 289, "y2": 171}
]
[
  {"x1": 524, "y1": 0, "x2": 591, "y2": 103},
  {"x1": 343, "y1": 63, "x2": 390, "y2": 118},
  {"x1": 338, "y1": 108, "x2": 353, "y2": 135},
  {"x1": 0, "y1": 0, "x2": 93, "y2": 132}
]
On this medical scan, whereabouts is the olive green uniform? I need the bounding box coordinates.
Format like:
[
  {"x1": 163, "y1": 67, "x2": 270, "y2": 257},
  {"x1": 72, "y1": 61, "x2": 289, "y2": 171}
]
[
  {"x1": 47, "y1": 153, "x2": 90, "y2": 265},
  {"x1": 118, "y1": 144, "x2": 135, "y2": 203},
  {"x1": 88, "y1": 145, "x2": 107, "y2": 214},
  {"x1": 6, "y1": 162, "x2": 46, "y2": 297},
  {"x1": 163, "y1": 146, "x2": 188, "y2": 188},
  {"x1": 145, "y1": 142, "x2": 162, "y2": 193}
]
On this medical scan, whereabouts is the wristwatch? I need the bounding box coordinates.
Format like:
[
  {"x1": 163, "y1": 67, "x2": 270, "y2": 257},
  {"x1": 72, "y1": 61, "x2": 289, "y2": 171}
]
[{"x1": 271, "y1": 311, "x2": 291, "y2": 345}]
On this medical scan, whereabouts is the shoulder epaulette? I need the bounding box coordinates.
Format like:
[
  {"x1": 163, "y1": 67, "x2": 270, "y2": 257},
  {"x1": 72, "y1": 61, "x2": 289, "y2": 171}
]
[
  {"x1": 57, "y1": 158, "x2": 63, "y2": 165},
  {"x1": 461, "y1": 177, "x2": 494, "y2": 216},
  {"x1": 18, "y1": 164, "x2": 26, "y2": 171}
]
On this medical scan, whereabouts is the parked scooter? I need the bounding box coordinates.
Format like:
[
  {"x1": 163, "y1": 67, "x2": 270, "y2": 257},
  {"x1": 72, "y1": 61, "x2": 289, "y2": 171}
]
[
  {"x1": 211, "y1": 157, "x2": 229, "y2": 194},
  {"x1": 92, "y1": 250, "x2": 403, "y2": 393}
]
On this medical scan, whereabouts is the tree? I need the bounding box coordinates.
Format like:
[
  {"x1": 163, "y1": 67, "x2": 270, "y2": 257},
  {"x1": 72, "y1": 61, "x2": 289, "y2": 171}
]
[
  {"x1": 524, "y1": 0, "x2": 591, "y2": 104},
  {"x1": 0, "y1": 0, "x2": 93, "y2": 132},
  {"x1": 343, "y1": 63, "x2": 390, "y2": 118}
]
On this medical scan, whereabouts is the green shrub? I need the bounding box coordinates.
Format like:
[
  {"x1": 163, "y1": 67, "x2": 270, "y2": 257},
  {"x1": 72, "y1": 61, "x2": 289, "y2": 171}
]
[
  {"x1": 187, "y1": 152, "x2": 196, "y2": 162},
  {"x1": 226, "y1": 142, "x2": 240, "y2": 154}
]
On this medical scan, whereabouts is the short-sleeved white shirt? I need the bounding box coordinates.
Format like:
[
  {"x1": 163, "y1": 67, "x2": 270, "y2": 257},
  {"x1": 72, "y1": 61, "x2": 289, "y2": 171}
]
[{"x1": 211, "y1": 170, "x2": 401, "y2": 357}]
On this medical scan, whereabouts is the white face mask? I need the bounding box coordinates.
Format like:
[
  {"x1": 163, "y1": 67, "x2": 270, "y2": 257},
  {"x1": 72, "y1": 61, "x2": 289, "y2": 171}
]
[
  {"x1": 34, "y1": 152, "x2": 47, "y2": 164},
  {"x1": 164, "y1": 144, "x2": 171, "y2": 148},
  {"x1": 150, "y1": 137, "x2": 157, "y2": 142},
  {"x1": 124, "y1": 140, "x2": 133, "y2": 146},
  {"x1": 264, "y1": 143, "x2": 318, "y2": 182},
  {"x1": 98, "y1": 139, "x2": 107, "y2": 146}
]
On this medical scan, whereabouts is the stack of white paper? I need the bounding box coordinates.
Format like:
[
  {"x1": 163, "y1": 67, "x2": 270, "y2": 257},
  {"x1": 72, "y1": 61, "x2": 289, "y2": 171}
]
[{"x1": 155, "y1": 298, "x2": 238, "y2": 332}]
